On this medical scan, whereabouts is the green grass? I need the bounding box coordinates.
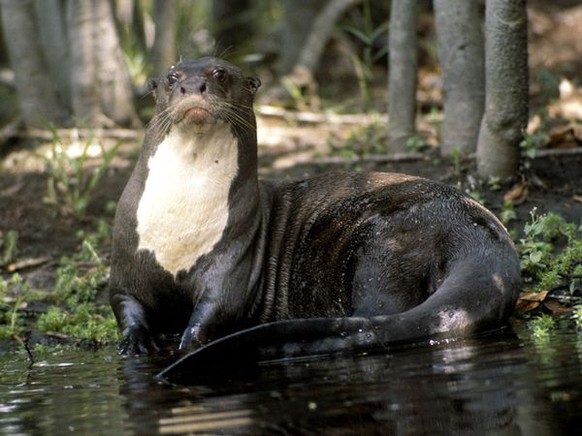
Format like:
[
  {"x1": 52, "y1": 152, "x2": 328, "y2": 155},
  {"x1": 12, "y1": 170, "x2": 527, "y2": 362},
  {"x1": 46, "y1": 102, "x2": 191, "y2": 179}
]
[
  {"x1": 0, "y1": 230, "x2": 18, "y2": 267},
  {"x1": 518, "y1": 209, "x2": 582, "y2": 293},
  {"x1": 0, "y1": 221, "x2": 119, "y2": 346},
  {"x1": 41, "y1": 127, "x2": 122, "y2": 219},
  {"x1": 0, "y1": 273, "x2": 30, "y2": 340}
]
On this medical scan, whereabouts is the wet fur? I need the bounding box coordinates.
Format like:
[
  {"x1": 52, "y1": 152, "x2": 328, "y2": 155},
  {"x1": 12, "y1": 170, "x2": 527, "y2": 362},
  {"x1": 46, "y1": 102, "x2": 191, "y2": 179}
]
[{"x1": 109, "y1": 57, "x2": 521, "y2": 364}]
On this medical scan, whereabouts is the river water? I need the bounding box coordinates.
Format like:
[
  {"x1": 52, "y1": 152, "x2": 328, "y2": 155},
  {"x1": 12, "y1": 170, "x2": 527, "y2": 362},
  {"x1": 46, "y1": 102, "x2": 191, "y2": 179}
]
[{"x1": 1, "y1": 320, "x2": 580, "y2": 435}]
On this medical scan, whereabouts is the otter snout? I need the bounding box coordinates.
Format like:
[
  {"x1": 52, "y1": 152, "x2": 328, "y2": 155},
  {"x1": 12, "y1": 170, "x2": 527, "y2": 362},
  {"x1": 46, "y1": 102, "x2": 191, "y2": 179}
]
[{"x1": 179, "y1": 77, "x2": 208, "y2": 96}]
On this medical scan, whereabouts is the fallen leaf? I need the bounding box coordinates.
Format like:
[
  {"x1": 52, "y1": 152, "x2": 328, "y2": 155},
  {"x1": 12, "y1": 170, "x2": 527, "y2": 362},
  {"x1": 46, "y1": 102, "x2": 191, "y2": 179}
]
[
  {"x1": 515, "y1": 290, "x2": 548, "y2": 313},
  {"x1": 548, "y1": 124, "x2": 582, "y2": 149},
  {"x1": 504, "y1": 183, "x2": 529, "y2": 204},
  {"x1": 543, "y1": 299, "x2": 572, "y2": 314}
]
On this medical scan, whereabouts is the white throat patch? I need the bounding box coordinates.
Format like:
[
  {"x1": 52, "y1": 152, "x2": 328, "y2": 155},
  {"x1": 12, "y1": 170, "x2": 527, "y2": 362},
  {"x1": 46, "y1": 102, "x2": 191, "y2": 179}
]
[{"x1": 136, "y1": 124, "x2": 239, "y2": 276}]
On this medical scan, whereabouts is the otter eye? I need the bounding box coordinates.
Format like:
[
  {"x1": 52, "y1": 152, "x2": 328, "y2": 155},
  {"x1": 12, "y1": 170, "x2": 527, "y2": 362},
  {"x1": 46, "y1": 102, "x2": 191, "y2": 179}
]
[
  {"x1": 167, "y1": 71, "x2": 179, "y2": 85},
  {"x1": 212, "y1": 68, "x2": 226, "y2": 82}
]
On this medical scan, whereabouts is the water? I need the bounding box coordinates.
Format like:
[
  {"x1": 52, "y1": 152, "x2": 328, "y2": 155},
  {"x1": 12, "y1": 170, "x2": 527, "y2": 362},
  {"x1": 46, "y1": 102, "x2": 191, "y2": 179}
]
[{"x1": 1, "y1": 320, "x2": 580, "y2": 435}]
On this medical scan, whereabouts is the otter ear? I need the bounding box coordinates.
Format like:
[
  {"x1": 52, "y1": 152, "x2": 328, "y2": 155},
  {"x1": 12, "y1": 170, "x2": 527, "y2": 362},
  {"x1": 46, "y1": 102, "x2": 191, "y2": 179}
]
[
  {"x1": 247, "y1": 77, "x2": 261, "y2": 96},
  {"x1": 148, "y1": 77, "x2": 160, "y2": 91}
]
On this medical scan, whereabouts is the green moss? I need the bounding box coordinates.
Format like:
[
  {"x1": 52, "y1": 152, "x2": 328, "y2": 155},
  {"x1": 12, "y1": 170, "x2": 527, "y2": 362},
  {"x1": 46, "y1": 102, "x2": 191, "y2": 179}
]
[
  {"x1": 53, "y1": 262, "x2": 107, "y2": 306},
  {"x1": 37, "y1": 222, "x2": 119, "y2": 345},
  {"x1": 517, "y1": 209, "x2": 582, "y2": 293},
  {"x1": 0, "y1": 273, "x2": 31, "y2": 340},
  {"x1": 517, "y1": 209, "x2": 582, "y2": 335},
  {"x1": 37, "y1": 304, "x2": 118, "y2": 344},
  {"x1": 1, "y1": 221, "x2": 119, "y2": 346}
]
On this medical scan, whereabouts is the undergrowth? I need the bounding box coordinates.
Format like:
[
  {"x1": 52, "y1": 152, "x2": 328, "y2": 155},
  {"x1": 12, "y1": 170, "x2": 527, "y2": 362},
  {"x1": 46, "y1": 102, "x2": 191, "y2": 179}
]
[
  {"x1": 518, "y1": 208, "x2": 582, "y2": 294},
  {"x1": 327, "y1": 121, "x2": 390, "y2": 159},
  {"x1": 516, "y1": 208, "x2": 582, "y2": 337},
  {"x1": 0, "y1": 273, "x2": 31, "y2": 340},
  {"x1": 41, "y1": 127, "x2": 121, "y2": 219},
  {"x1": 0, "y1": 230, "x2": 18, "y2": 267},
  {"x1": 35, "y1": 220, "x2": 119, "y2": 345},
  {"x1": 0, "y1": 221, "x2": 119, "y2": 345},
  {"x1": 527, "y1": 313, "x2": 556, "y2": 342}
]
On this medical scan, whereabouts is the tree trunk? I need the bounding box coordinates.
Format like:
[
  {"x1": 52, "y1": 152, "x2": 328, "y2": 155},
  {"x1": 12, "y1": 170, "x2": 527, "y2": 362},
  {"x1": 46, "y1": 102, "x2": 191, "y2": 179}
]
[
  {"x1": 434, "y1": 0, "x2": 485, "y2": 156},
  {"x1": 94, "y1": 0, "x2": 140, "y2": 127},
  {"x1": 114, "y1": 0, "x2": 134, "y2": 23},
  {"x1": 476, "y1": 0, "x2": 528, "y2": 180},
  {"x1": 34, "y1": 0, "x2": 71, "y2": 108},
  {"x1": 387, "y1": 0, "x2": 418, "y2": 153},
  {"x1": 115, "y1": 0, "x2": 149, "y2": 54},
  {"x1": 279, "y1": 0, "x2": 327, "y2": 74},
  {"x1": 0, "y1": 0, "x2": 65, "y2": 127},
  {"x1": 295, "y1": 0, "x2": 363, "y2": 73},
  {"x1": 66, "y1": 0, "x2": 102, "y2": 127},
  {"x1": 66, "y1": 0, "x2": 139, "y2": 128},
  {"x1": 211, "y1": 0, "x2": 254, "y2": 56},
  {"x1": 151, "y1": 0, "x2": 177, "y2": 75}
]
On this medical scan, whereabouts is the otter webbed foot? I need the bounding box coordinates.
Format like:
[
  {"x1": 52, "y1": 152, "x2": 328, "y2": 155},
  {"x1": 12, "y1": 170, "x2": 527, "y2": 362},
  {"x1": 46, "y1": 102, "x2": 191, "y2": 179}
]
[
  {"x1": 179, "y1": 301, "x2": 219, "y2": 350},
  {"x1": 111, "y1": 293, "x2": 160, "y2": 355},
  {"x1": 179, "y1": 323, "x2": 210, "y2": 350},
  {"x1": 120, "y1": 324, "x2": 160, "y2": 355}
]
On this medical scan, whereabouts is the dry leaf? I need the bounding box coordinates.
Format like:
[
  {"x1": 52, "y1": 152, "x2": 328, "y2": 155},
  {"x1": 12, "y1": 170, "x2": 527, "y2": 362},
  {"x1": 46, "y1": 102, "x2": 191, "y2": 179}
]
[
  {"x1": 543, "y1": 299, "x2": 572, "y2": 314},
  {"x1": 503, "y1": 183, "x2": 529, "y2": 204},
  {"x1": 515, "y1": 290, "x2": 548, "y2": 313},
  {"x1": 548, "y1": 124, "x2": 582, "y2": 149}
]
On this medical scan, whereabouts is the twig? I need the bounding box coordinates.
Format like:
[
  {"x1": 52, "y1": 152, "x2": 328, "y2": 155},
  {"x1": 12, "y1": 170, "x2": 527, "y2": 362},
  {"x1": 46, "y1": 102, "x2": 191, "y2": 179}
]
[
  {"x1": 531, "y1": 147, "x2": 582, "y2": 158},
  {"x1": 21, "y1": 127, "x2": 142, "y2": 141},
  {"x1": 257, "y1": 105, "x2": 388, "y2": 125},
  {"x1": 15, "y1": 335, "x2": 35, "y2": 369},
  {"x1": 6, "y1": 256, "x2": 52, "y2": 273},
  {"x1": 314, "y1": 152, "x2": 427, "y2": 165}
]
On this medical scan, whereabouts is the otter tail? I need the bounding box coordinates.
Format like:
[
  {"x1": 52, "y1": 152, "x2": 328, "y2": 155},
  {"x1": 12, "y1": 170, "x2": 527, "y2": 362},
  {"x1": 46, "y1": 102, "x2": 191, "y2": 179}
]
[{"x1": 157, "y1": 255, "x2": 520, "y2": 385}]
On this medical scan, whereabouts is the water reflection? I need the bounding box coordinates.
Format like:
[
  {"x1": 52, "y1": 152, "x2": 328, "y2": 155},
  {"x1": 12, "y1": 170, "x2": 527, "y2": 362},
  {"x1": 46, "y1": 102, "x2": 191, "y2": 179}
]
[
  {"x1": 0, "y1": 349, "x2": 128, "y2": 434},
  {"x1": 1, "y1": 321, "x2": 581, "y2": 435}
]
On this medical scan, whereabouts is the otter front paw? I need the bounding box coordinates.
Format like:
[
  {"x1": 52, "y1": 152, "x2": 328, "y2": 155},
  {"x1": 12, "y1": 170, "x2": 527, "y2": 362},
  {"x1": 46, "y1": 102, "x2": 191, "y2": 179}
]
[
  {"x1": 179, "y1": 323, "x2": 211, "y2": 350},
  {"x1": 120, "y1": 324, "x2": 160, "y2": 355}
]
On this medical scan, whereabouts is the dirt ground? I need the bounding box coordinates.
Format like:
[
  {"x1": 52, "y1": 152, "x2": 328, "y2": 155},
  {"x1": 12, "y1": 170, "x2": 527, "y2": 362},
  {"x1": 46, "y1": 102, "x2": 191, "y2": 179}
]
[{"x1": 1, "y1": 1, "x2": 581, "y2": 293}]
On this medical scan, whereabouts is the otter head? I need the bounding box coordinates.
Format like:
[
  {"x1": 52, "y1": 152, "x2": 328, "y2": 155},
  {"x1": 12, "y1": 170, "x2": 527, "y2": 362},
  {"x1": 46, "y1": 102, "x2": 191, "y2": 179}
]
[
  {"x1": 137, "y1": 58, "x2": 262, "y2": 277},
  {"x1": 149, "y1": 57, "x2": 261, "y2": 136}
]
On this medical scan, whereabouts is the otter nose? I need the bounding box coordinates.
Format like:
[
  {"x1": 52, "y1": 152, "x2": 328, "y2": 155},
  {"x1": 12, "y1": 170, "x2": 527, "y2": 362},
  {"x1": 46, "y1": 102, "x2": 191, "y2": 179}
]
[{"x1": 179, "y1": 77, "x2": 207, "y2": 96}]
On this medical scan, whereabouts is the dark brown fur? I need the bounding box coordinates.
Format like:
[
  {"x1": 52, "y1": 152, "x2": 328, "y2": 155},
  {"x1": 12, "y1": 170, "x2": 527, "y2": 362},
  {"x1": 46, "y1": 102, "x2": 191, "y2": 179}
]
[{"x1": 109, "y1": 57, "x2": 521, "y2": 366}]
